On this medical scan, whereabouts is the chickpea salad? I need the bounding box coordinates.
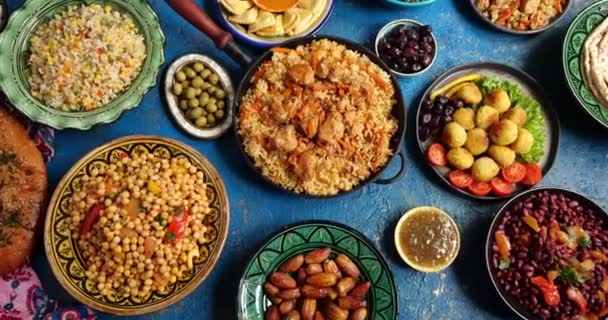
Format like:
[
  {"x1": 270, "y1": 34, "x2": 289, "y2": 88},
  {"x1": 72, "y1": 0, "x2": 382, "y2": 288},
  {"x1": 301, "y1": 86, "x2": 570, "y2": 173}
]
[
  {"x1": 421, "y1": 73, "x2": 547, "y2": 197},
  {"x1": 67, "y1": 152, "x2": 213, "y2": 299}
]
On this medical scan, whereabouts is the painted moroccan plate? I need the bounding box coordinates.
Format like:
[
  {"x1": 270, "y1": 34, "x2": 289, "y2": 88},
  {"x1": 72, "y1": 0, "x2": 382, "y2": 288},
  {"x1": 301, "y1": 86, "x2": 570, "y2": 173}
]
[
  {"x1": 0, "y1": 0, "x2": 165, "y2": 130},
  {"x1": 44, "y1": 135, "x2": 230, "y2": 315},
  {"x1": 237, "y1": 221, "x2": 398, "y2": 320},
  {"x1": 563, "y1": 0, "x2": 608, "y2": 129}
]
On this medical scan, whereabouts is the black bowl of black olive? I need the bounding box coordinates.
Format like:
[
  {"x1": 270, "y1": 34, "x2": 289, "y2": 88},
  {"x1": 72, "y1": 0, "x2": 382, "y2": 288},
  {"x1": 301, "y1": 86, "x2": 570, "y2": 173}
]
[{"x1": 375, "y1": 19, "x2": 437, "y2": 77}]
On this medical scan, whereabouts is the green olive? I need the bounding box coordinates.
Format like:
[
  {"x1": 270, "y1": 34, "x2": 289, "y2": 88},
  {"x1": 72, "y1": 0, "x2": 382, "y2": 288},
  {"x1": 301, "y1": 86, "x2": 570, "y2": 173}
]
[
  {"x1": 185, "y1": 68, "x2": 197, "y2": 79},
  {"x1": 207, "y1": 114, "x2": 216, "y2": 125},
  {"x1": 192, "y1": 77, "x2": 204, "y2": 88},
  {"x1": 195, "y1": 116, "x2": 208, "y2": 127},
  {"x1": 189, "y1": 107, "x2": 204, "y2": 119},
  {"x1": 199, "y1": 95, "x2": 209, "y2": 107},
  {"x1": 215, "y1": 110, "x2": 225, "y2": 119},
  {"x1": 209, "y1": 74, "x2": 219, "y2": 85},
  {"x1": 179, "y1": 100, "x2": 189, "y2": 110},
  {"x1": 189, "y1": 98, "x2": 200, "y2": 108},
  {"x1": 175, "y1": 71, "x2": 187, "y2": 82},
  {"x1": 215, "y1": 89, "x2": 225, "y2": 99},
  {"x1": 193, "y1": 63, "x2": 205, "y2": 73},
  {"x1": 206, "y1": 103, "x2": 217, "y2": 113},
  {"x1": 201, "y1": 69, "x2": 211, "y2": 79},
  {"x1": 172, "y1": 83, "x2": 183, "y2": 96},
  {"x1": 185, "y1": 87, "x2": 197, "y2": 99},
  {"x1": 217, "y1": 100, "x2": 225, "y2": 109}
]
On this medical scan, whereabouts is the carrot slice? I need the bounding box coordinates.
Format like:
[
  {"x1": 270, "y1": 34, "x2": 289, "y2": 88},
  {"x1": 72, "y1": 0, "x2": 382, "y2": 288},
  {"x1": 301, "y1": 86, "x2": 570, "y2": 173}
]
[{"x1": 270, "y1": 47, "x2": 292, "y2": 54}]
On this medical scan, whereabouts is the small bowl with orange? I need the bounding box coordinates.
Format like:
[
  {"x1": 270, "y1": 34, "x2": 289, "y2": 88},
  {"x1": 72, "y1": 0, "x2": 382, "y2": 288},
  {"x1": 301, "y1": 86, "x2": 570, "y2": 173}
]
[{"x1": 216, "y1": 0, "x2": 335, "y2": 47}]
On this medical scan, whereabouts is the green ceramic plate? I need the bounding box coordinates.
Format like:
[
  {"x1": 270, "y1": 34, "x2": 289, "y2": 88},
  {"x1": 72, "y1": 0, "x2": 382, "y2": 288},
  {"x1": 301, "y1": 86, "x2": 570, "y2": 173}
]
[
  {"x1": 563, "y1": 0, "x2": 608, "y2": 129},
  {"x1": 0, "y1": 0, "x2": 165, "y2": 130},
  {"x1": 237, "y1": 221, "x2": 398, "y2": 320},
  {"x1": 44, "y1": 135, "x2": 230, "y2": 315}
]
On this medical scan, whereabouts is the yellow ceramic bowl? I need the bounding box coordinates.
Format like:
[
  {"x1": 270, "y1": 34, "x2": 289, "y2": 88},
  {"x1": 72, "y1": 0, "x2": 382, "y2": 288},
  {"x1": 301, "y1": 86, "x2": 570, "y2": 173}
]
[{"x1": 394, "y1": 206, "x2": 460, "y2": 273}]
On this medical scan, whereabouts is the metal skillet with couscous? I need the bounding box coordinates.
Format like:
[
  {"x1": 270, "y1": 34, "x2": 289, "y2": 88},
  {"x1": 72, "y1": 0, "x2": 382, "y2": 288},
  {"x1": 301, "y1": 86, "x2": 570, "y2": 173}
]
[{"x1": 44, "y1": 136, "x2": 229, "y2": 315}]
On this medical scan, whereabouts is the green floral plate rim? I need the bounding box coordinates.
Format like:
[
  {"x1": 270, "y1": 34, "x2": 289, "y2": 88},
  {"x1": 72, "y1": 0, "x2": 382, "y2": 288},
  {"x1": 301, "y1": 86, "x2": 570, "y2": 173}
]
[
  {"x1": 0, "y1": 0, "x2": 165, "y2": 130},
  {"x1": 237, "y1": 220, "x2": 398, "y2": 320},
  {"x1": 563, "y1": 0, "x2": 608, "y2": 129},
  {"x1": 44, "y1": 135, "x2": 230, "y2": 315}
]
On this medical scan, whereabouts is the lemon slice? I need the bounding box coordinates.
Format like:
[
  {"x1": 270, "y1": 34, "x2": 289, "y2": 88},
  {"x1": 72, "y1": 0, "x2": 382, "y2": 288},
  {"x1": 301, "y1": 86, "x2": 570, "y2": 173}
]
[
  {"x1": 394, "y1": 206, "x2": 460, "y2": 273},
  {"x1": 257, "y1": 15, "x2": 284, "y2": 37},
  {"x1": 228, "y1": 6, "x2": 258, "y2": 25},
  {"x1": 249, "y1": 10, "x2": 275, "y2": 33},
  {"x1": 220, "y1": 0, "x2": 253, "y2": 16}
]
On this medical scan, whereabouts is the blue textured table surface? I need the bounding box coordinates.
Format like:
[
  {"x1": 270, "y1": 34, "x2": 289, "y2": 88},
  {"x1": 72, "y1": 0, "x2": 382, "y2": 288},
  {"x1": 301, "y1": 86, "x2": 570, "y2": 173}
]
[{"x1": 6, "y1": 0, "x2": 608, "y2": 319}]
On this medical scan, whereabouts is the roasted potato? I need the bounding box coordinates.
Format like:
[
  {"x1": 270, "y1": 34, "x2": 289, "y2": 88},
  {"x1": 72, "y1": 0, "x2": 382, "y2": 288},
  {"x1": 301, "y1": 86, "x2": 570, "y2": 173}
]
[
  {"x1": 454, "y1": 83, "x2": 483, "y2": 105},
  {"x1": 453, "y1": 108, "x2": 475, "y2": 130},
  {"x1": 442, "y1": 122, "x2": 467, "y2": 148},
  {"x1": 489, "y1": 120, "x2": 518, "y2": 146},
  {"x1": 488, "y1": 145, "x2": 516, "y2": 167},
  {"x1": 502, "y1": 106, "x2": 528, "y2": 127},
  {"x1": 483, "y1": 89, "x2": 511, "y2": 113},
  {"x1": 475, "y1": 106, "x2": 499, "y2": 130},
  {"x1": 510, "y1": 127, "x2": 534, "y2": 154},
  {"x1": 471, "y1": 157, "x2": 500, "y2": 182},
  {"x1": 464, "y1": 128, "x2": 490, "y2": 156},
  {"x1": 447, "y1": 147, "x2": 474, "y2": 170}
]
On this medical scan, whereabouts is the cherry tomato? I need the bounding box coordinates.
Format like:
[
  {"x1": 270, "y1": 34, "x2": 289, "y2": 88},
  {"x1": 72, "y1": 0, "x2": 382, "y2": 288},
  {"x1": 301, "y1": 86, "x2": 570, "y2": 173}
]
[
  {"x1": 448, "y1": 170, "x2": 473, "y2": 189},
  {"x1": 501, "y1": 162, "x2": 526, "y2": 183},
  {"x1": 567, "y1": 287, "x2": 588, "y2": 313},
  {"x1": 468, "y1": 181, "x2": 491, "y2": 196},
  {"x1": 427, "y1": 143, "x2": 447, "y2": 166},
  {"x1": 520, "y1": 163, "x2": 542, "y2": 186},
  {"x1": 531, "y1": 276, "x2": 560, "y2": 306},
  {"x1": 491, "y1": 177, "x2": 515, "y2": 196},
  {"x1": 164, "y1": 205, "x2": 190, "y2": 244},
  {"x1": 81, "y1": 204, "x2": 104, "y2": 235}
]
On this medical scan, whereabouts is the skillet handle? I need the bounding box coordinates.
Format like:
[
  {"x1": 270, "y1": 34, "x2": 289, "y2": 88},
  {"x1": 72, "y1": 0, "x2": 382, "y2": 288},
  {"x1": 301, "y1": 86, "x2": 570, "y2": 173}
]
[
  {"x1": 374, "y1": 150, "x2": 406, "y2": 185},
  {"x1": 165, "y1": 0, "x2": 252, "y2": 66}
]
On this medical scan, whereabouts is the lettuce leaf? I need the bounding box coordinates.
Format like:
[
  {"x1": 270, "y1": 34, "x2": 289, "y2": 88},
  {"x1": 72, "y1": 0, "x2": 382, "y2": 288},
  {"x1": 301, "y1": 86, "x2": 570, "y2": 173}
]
[{"x1": 477, "y1": 76, "x2": 545, "y2": 163}]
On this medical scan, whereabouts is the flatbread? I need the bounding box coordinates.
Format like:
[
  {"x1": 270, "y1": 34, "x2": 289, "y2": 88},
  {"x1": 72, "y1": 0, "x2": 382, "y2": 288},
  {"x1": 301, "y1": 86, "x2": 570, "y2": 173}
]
[
  {"x1": 581, "y1": 17, "x2": 608, "y2": 109},
  {"x1": 0, "y1": 107, "x2": 47, "y2": 275}
]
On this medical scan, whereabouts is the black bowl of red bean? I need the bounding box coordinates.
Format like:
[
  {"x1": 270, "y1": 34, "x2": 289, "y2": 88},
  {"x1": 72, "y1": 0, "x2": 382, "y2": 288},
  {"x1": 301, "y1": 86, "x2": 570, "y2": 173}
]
[{"x1": 486, "y1": 187, "x2": 608, "y2": 320}]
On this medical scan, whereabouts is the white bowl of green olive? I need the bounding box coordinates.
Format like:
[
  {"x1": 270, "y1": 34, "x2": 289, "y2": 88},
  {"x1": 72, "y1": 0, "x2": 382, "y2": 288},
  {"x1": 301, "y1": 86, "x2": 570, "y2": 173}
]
[{"x1": 164, "y1": 54, "x2": 234, "y2": 139}]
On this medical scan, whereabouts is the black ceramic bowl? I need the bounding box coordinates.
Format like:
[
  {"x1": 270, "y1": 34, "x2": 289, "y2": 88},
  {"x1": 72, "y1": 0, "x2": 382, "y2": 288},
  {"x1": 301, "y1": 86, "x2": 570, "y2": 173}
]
[
  {"x1": 416, "y1": 62, "x2": 560, "y2": 201},
  {"x1": 485, "y1": 187, "x2": 608, "y2": 320},
  {"x1": 469, "y1": 0, "x2": 572, "y2": 35}
]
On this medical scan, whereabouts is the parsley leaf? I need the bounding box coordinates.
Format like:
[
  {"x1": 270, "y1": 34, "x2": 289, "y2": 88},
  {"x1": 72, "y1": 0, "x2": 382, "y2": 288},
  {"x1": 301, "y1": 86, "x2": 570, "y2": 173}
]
[
  {"x1": 165, "y1": 232, "x2": 176, "y2": 242},
  {"x1": 499, "y1": 258, "x2": 510, "y2": 270},
  {"x1": 154, "y1": 215, "x2": 164, "y2": 224},
  {"x1": 558, "y1": 266, "x2": 587, "y2": 285},
  {"x1": 578, "y1": 236, "x2": 591, "y2": 248}
]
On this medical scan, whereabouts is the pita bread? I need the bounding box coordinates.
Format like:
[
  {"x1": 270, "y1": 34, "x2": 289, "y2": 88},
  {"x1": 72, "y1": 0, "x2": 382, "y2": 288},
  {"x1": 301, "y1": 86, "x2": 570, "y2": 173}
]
[{"x1": 581, "y1": 17, "x2": 608, "y2": 109}]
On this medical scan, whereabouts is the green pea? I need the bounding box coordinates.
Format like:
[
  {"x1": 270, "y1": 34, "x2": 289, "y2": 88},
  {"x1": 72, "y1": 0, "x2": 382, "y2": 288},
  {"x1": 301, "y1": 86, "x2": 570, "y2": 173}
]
[
  {"x1": 192, "y1": 77, "x2": 204, "y2": 88},
  {"x1": 209, "y1": 74, "x2": 219, "y2": 85},
  {"x1": 206, "y1": 87, "x2": 216, "y2": 95},
  {"x1": 185, "y1": 68, "x2": 197, "y2": 79},
  {"x1": 189, "y1": 107, "x2": 204, "y2": 119},
  {"x1": 181, "y1": 80, "x2": 190, "y2": 88},
  {"x1": 193, "y1": 63, "x2": 205, "y2": 73},
  {"x1": 215, "y1": 89, "x2": 225, "y2": 99},
  {"x1": 207, "y1": 114, "x2": 216, "y2": 125},
  {"x1": 172, "y1": 83, "x2": 183, "y2": 96},
  {"x1": 201, "y1": 109, "x2": 208, "y2": 116},
  {"x1": 201, "y1": 92, "x2": 209, "y2": 100},
  {"x1": 199, "y1": 95, "x2": 209, "y2": 107},
  {"x1": 188, "y1": 98, "x2": 200, "y2": 108},
  {"x1": 217, "y1": 100, "x2": 225, "y2": 109},
  {"x1": 185, "y1": 87, "x2": 197, "y2": 99},
  {"x1": 179, "y1": 99, "x2": 189, "y2": 110},
  {"x1": 208, "y1": 97, "x2": 217, "y2": 106},
  {"x1": 195, "y1": 116, "x2": 208, "y2": 127},
  {"x1": 175, "y1": 71, "x2": 187, "y2": 82},
  {"x1": 215, "y1": 110, "x2": 225, "y2": 119},
  {"x1": 206, "y1": 103, "x2": 217, "y2": 113},
  {"x1": 201, "y1": 69, "x2": 211, "y2": 79}
]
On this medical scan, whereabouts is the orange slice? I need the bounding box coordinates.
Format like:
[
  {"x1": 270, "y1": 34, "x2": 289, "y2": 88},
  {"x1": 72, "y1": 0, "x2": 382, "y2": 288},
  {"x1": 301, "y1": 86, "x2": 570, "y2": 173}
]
[{"x1": 253, "y1": 0, "x2": 299, "y2": 13}]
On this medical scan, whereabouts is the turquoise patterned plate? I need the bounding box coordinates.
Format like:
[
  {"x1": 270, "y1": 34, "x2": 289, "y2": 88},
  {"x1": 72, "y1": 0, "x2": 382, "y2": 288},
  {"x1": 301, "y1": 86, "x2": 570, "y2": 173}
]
[
  {"x1": 0, "y1": 0, "x2": 165, "y2": 130},
  {"x1": 237, "y1": 221, "x2": 398, "y2": 320},
  {"x1": 563, "y1": 0, "x2": 608, "y2": 129}
]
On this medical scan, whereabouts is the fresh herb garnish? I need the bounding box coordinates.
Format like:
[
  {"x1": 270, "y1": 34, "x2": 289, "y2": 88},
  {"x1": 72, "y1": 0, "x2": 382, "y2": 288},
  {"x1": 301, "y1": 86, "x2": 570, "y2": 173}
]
[
  {"x1": 154, "y1": 215, "x2": 164, "y2": 224},
  {"x1": 165, "y1": 232, "x2": 176, "y2": 242},
  {"x1": 558, "y1": 266, "x2": 587, "y2": 285},
  {"x1": 499, "y1": 258, "x2": 510, "y2": 270},
  {"x1": 578, "y1": 236, "x2": 591, "y2": 248},
  {"x1": 138, "y1": 206, "x2": 146, "y2": 213}
]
